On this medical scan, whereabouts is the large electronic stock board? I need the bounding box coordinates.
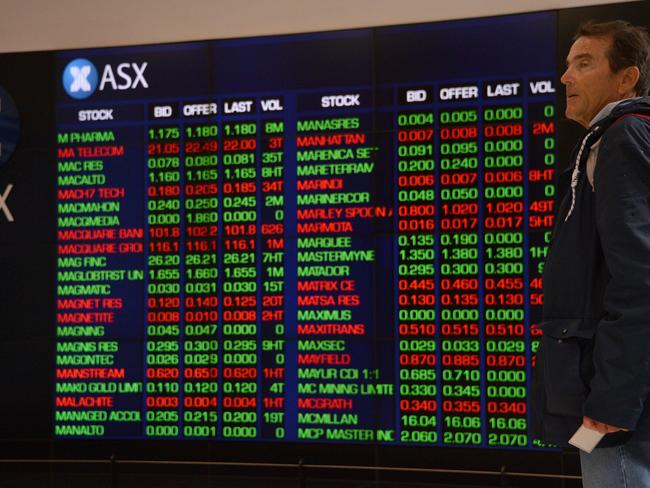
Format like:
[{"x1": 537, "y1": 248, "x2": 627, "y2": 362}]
[{"x1": 1, "y1": 11, "x2": 559, "y2": 450}]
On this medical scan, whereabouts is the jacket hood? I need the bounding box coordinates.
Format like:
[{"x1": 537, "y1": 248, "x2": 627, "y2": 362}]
[{"x1": 609, "y1": 96, "x2": 650, "y2": 118}]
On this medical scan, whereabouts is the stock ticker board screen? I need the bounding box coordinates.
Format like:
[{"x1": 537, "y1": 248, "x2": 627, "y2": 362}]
[{"x1": 51, "y1": 12, "x2": 557, "y2": 449}]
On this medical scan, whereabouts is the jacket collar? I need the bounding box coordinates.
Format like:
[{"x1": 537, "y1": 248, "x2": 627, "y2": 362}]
[
  {"x1": 564, "y1": 95, "x2": 650, "y2": 222},
  {"x1": 591, "y1": 96, "x2": 650, "y2": 129},
  {"x1": 589, "y1": 97, "x2": 640, "y2": 127}
]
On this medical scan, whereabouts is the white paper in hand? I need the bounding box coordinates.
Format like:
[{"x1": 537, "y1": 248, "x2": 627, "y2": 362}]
[{"x1": 568, "y1": 425, "x2": 605, "y2": 453}]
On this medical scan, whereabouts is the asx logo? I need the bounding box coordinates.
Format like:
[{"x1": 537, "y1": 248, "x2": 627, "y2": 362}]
[{"x1": 63, "y1": 58, "x2": 148, "y2": 99}]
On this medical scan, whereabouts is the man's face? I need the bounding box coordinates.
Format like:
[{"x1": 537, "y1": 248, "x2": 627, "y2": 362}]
[{"x1": 561, "y1": 35, "x2": 627, "y2": 127}]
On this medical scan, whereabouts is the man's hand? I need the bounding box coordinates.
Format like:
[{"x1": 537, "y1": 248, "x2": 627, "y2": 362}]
[{"x1": 583, "y1": 416, "x2": 628, "y2": 434}]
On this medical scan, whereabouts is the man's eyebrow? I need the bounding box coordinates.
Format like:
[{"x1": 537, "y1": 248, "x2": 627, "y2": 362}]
[{"x1": 566, "y1": 53, "x2": 593, "y2": 66}]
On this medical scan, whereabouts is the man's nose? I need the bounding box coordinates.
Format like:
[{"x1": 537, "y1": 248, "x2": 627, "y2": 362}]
[{"x1": 560, "y1": 67, "x2": 572, "y2": 85}]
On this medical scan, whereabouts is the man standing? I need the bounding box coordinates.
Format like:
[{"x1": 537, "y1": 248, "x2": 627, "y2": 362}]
[{"x1": 532, "y1": 20, "x2": 650, "y2": 487}]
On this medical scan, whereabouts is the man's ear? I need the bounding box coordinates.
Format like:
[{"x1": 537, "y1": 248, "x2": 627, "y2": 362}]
[{"x1": 619, "y1": 65, "x2": 641, "y2": 96}]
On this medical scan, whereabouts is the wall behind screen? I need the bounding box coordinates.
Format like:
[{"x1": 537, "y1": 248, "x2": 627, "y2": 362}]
[{"x1": 0, "y1": 0, "x2": 633, "y2": 53}]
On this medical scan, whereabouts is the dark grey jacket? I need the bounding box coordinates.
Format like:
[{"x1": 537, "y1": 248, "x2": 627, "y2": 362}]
[{"x1": 531, "y1": 97, "x2": 650, "y2": 447}]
